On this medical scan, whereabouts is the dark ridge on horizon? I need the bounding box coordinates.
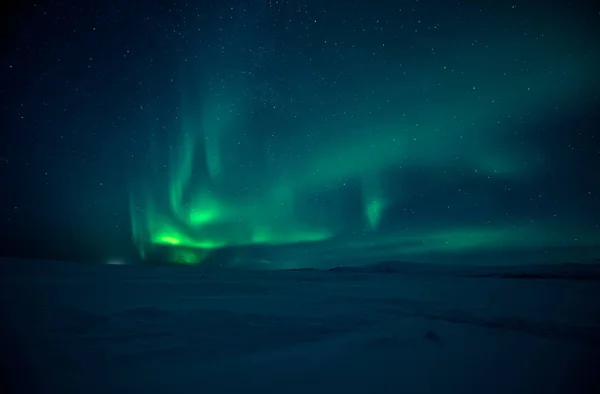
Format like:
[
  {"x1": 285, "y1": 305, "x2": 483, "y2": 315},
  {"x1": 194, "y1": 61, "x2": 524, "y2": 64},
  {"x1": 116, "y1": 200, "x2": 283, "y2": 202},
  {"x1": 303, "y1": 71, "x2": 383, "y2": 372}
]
[
  {"x1": 2, "y1": 257, "x2": 600, "y2": 281},
  {"x1": 324, "y1": 260, "x2": 600, "y2": 280}
]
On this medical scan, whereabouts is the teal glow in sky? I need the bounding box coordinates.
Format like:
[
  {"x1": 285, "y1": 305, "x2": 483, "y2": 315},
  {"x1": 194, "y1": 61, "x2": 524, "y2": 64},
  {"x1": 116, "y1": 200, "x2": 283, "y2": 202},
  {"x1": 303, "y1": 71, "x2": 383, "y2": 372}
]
[
  {"x1": 126, "y1": 1, "x2": 600, "y2": 265},
  {"x1": 2, "y1": 1, "x2": 598, "y2": 265}
]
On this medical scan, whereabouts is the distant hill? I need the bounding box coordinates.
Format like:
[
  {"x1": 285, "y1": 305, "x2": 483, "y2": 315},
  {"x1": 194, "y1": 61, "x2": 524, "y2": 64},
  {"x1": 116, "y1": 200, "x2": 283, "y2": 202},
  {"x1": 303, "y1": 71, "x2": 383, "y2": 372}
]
[{"x1": 327, "y1": 260, "x2": 600, "y2": 280}]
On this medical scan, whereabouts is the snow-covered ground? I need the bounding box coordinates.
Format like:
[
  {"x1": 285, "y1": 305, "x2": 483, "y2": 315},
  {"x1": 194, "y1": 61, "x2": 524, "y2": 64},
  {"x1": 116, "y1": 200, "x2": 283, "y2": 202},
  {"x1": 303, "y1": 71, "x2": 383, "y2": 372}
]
[{"x1": 1, "y1": 259, "x2": 599, "y2": 393}]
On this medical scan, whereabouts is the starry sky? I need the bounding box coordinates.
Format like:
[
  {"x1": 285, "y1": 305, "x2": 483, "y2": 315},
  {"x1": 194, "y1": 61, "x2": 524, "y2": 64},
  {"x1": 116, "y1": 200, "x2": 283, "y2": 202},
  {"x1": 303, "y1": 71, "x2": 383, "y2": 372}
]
[{"x1": 1, "y1": 0, "x2": 599, "y2": 267}]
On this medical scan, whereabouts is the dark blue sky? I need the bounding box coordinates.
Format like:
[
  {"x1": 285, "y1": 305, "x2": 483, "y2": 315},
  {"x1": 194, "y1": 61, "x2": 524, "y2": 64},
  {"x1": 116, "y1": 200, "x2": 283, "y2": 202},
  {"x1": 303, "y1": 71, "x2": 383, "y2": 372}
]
[{"x1": 1, "y1": 1, "x2": 599, "y2": 266}]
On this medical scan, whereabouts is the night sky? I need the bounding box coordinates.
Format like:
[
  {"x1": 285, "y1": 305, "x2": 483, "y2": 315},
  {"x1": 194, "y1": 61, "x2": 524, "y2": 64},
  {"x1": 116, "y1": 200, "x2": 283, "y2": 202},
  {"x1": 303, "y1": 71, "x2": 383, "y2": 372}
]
[{"x1": 1, "y1": 0, "x2": 599, "y2": 266}]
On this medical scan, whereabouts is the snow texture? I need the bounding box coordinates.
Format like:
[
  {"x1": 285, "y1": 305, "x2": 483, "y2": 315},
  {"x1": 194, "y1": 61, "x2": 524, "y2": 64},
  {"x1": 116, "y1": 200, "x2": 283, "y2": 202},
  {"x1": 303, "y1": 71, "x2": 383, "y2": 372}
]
[{"x1": 1, "y1": 258, "x2": 599, "y2": 393}]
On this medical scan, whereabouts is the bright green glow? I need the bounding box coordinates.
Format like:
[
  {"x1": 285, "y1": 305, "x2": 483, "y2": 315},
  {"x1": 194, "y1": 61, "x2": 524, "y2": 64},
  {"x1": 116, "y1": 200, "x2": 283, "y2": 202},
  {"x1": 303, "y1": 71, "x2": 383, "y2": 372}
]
[
  {"x1": 188, "y1": 193, "x2": 223, "y2": 225},
  {"x1": 365, "y1": 199, "x2": 385, "y2": 230},
  {"x1": 128, "y1": 12, "x2": 598, "y2": 265},
  {"x1": 158, "y1": 236, "x2": 181, "y2": 245},
  {"x1": 152, "y1": 230, "x2": 227, "y2": 250},
  {"x1": 362, "y1": 176, "x2": 386, "y2": 230},
  {"x1": 189, "y1": 210, "x2": 217, "y2": 225}
]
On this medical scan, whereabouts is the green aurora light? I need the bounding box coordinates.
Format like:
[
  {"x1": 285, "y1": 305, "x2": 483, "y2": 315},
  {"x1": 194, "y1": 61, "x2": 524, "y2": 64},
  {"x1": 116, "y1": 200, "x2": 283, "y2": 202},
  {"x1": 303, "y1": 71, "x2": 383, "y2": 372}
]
[{"x1": 128, "y1": 5, "x2": 599, "y2": 265}]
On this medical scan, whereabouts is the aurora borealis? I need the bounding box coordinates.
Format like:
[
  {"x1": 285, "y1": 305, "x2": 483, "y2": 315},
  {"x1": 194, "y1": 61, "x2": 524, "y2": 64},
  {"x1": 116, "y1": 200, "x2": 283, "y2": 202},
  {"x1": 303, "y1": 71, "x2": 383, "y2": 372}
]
[{"x1": 1, "y1": 1, "x2": 599, "y2": 266}]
